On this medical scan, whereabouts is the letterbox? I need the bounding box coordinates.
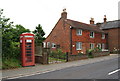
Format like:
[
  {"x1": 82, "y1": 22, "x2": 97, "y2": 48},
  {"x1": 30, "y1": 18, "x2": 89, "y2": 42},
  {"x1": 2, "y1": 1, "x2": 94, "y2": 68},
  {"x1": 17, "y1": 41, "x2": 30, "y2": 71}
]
[{"x1": 20, "y1": 33, "x2": 35, "y2": 66}]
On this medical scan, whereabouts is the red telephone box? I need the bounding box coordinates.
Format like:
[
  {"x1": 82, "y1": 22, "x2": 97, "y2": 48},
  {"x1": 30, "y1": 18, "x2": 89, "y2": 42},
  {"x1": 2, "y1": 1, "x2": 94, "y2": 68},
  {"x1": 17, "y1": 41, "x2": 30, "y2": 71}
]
[{"x1": 20, "y1": 33, "x2": 35, "y2": 66}]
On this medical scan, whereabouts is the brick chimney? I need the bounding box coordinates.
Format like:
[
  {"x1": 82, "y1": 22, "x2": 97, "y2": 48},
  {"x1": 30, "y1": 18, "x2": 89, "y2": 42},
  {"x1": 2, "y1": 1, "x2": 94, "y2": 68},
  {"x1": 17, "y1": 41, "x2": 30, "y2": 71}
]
[
  {"x1": 104, "y1": 15, "x2": 107, "y2": 23},
  {"x1": 61, "y1": 8, "x2": 67, "y2": 19},
  {"x1": 90, "y1": 18, "x2": 94, "y2": 24}
]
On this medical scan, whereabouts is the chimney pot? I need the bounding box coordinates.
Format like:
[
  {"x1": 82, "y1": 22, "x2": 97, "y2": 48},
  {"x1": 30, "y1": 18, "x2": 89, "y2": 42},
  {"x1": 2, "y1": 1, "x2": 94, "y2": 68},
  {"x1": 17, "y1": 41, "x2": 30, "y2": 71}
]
[
  {"x1": 90, "y1": 17, "x2": 94, "y2": 24},
  {"x1": 104, "y1": 15, "x2": 107, "y2": 23},
  {"x1": 61, "y1": 8, "x2": 67, "y2": 19}
]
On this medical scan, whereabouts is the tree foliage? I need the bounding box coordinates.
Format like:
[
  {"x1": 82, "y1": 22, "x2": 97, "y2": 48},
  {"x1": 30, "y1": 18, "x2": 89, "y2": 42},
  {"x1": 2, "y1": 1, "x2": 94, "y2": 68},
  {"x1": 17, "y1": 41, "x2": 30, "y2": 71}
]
[
  {"x1": 32, "y1": 24, "x2": 45, "y2": 45},
  {"x1": 1, "y1": 9, "x2": 46, "y2": 69},
  {"x1": 1, "y1": 9, "x2": 30, "y2": 59}
]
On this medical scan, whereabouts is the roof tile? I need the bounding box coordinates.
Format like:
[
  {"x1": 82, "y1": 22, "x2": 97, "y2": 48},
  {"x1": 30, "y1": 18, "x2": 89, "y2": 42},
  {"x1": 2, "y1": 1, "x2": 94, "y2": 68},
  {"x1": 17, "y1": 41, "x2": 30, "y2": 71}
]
[{"x1": 65, "y1": 19, "x2": 105, "y2": 33}]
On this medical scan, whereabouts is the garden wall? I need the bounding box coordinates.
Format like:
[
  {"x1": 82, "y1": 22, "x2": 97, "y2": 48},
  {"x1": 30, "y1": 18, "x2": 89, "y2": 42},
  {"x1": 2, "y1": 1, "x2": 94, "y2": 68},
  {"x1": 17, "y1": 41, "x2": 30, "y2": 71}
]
[
  {"x1": 92, "y1": 51, "x2": 110, "y2": 57},
  {"x1": 68, "y1": 54, "x2": 88, "y2": 61},
  {"x1": 35, "y1": 48, "x2": 49, "y2": 64},
  {"x1": 68, "y1": 51, "x2": 110, "y2": 61},
  {"x1": 35, "y1": 56, "x2": 43, "y2": 64}
]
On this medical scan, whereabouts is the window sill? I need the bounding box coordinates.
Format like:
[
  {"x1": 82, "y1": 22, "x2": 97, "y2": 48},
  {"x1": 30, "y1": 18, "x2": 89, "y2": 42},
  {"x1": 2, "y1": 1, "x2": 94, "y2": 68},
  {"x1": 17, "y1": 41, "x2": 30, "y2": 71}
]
[
  {"x1": 90, "y1": 37, "x2": 94, "y2": 38},
  {"x1": 52, "y1": 47, "x2": 56, "y2": 49},
  {"x1": 102, "y1": 38, "x2": 105, "y2": 39},
  {"x1": 76, "y1": 49, "x2": 82, "y2": 51},
  {"x1": 77, "y1": 34, "x2": 82, "y2": 36}
]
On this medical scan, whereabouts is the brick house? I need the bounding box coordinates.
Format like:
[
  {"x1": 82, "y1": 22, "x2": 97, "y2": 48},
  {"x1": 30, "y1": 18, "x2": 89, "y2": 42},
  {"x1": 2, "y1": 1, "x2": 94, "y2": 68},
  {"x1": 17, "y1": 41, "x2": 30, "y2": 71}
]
[
  {"x1": 100, "y1": 18, "x2": 120, "y2": 52},
  {"x1": 44, "y1": 9, "x2": 107, "y2": 55}
]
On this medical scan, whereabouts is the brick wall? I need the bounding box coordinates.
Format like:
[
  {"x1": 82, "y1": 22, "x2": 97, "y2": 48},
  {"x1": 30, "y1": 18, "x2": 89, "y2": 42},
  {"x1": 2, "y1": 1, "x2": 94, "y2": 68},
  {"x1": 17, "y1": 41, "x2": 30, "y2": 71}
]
[
  {"x1": 44, "y1": 19, "x2": 107, "y2": 55},
  {"x1": 68, "y1": 54, "x2": 88, "y2": 61},
  {"x1": 71, "y1": 29, "x2": 107, "y2": 54},
  {"x1": 92, "y1": 51, "x2": 110, "y2": 57},
  {"x1": 103, "y1": 28, "x2": 120, "y2": 52},
  {"x1": 44, "y1": 18, "x2": 71, "y2": 53}
]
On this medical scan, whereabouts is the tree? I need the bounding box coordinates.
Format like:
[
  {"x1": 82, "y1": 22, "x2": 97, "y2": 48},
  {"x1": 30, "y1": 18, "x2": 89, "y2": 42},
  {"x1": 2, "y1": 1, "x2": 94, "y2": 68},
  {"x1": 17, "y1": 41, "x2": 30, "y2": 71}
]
[
  {"x1": 13, "y1": 24, "x2": 30, "y2": 42},
  {"x1": 1, "y1": 9, "x2": 14, "y2": 58},
  {"x1": 1, "y1": 9, "x2": 30, "y2": 58},
  {"x1": 1, "y1": 9, "x2": 31, "y2": 69},
  {"x1": 33, "y1": 24, "x2": 45, "y2": 45}
]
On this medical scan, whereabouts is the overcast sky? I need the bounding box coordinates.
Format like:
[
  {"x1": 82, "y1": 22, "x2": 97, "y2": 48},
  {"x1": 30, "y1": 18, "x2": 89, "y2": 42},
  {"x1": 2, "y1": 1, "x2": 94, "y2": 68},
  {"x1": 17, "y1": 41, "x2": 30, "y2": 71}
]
[{"x1": 1, "y1": 0, "x2": 119, "y2": 37}]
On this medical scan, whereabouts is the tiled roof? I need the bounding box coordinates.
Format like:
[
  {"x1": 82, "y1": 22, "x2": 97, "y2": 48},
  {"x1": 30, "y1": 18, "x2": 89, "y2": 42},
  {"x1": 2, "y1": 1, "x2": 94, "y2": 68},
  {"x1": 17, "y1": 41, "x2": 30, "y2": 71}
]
[
  {"x1": 65, "y1": 19, "x2": 105, "y2": 33},
  {"x1": 100, "y1": 20, "x2": 120, "y2": 29}
]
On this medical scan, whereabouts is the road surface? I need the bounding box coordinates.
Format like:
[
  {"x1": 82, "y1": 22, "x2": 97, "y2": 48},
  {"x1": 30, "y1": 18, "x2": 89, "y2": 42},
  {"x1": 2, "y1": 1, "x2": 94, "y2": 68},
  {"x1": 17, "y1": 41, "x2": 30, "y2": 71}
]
[{"x1": 11, "y1": 57, "x2": 119, "y2": 79}]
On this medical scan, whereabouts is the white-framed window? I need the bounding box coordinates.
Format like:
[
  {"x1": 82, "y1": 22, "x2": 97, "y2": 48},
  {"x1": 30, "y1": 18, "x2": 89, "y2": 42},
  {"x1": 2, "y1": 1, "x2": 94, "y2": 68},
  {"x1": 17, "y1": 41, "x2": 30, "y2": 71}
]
[
  {"x1": 90, "y1": 31, "x2": 94, "y2": 38},
  {"x1": 76, "y1": 42, "x2": 82, "y2": 50},
  {"x1": 76, "y1": 29, "x2": 82, "y2": 36},
  {"x1": 52, "y1": 43, "x2": 56, "y2": 48},
  {"x1": 102, "y1": 43, "x2": 105, "y2": 49},
  {"x1": 43, "y1": 42, "x2": 46, "y2": 48},
  {"x1": 97, "y1": 43, "x2": 101, "y2": 49},
  {"x1": 47, "y1": 42, "x2": 50, "y2": 48},
  {"x1": 90, "y1": 43, "x2": 94, "y2": 49},
  {"x1": 102, "y1": 33, "x2": 105, "y2": 39}
]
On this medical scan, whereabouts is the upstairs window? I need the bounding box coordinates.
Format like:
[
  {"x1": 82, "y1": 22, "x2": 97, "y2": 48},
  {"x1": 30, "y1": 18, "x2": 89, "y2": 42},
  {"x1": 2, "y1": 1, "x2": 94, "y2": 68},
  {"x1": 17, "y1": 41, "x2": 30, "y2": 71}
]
[
  {"x1": 90, "y1": 31, "x2": 94, "y2": 38},
  {"x1": 76, "y1": 29, "x2": 82, "y2": 36},
  {"x1": 102, "y1": 33, "x2": 105, "y2": 39},
  {"x1": 76, "y1": 42, "x2": 82, "y2": 50},
  {"x1": 90, "y1": 43, "x2": 94, "y2": 49},
  {"x1": 52, "y1": 43, "x2": 56, "y2": 48}
]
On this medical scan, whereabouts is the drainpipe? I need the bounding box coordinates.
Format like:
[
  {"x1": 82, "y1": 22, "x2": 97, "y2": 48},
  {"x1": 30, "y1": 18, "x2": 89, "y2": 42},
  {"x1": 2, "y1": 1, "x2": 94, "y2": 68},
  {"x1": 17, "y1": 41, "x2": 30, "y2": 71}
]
[
  {"x1": 70, "y1": 26, "x2": 73, "y2": 55},
  {"x1": 106, "y1": 33, "x2": 109, "y2": 50}
]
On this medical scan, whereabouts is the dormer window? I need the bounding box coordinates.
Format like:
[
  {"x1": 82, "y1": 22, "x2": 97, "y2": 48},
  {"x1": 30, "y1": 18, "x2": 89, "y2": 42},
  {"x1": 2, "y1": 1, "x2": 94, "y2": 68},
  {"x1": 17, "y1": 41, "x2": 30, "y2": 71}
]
[
  {"x1": 102, "y1": 33, "x2": 105, "y2": 39},
  {"x1": 90, "y1": 31, "x2": 94, "y2": 38},
  {"x1": 76, "y1": 29, "x2": 82, "y2": 36}
]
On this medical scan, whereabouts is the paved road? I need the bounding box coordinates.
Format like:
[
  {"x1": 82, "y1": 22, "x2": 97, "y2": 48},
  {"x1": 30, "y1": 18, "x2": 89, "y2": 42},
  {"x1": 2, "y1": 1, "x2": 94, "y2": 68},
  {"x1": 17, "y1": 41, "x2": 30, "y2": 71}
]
[{"x1": 11, "y1": 57, "x2": 119, "y2": 79}]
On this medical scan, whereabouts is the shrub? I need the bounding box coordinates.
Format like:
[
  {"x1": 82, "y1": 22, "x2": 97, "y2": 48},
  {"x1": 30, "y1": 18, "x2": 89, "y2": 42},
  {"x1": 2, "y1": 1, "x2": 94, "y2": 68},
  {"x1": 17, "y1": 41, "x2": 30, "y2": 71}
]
[
  {"x1": 78, "y1": 53, "x2": 84, "y2": 56},
  {"x1": 86, "y1": 49, "x2": 94, "y2": 58},
  {"x1": 86, "y1": 49, "x2": 93, "y2": 54},
  {"x1": 111, "y1": 48, "x2": 120, "y2": 54},
  {"x1": 2, "y1": 58, "x2": 22, "y2": 69},
  {"x1": 1, "y1": 9, "x2": 30, "y2": 69},
  {"x1": 86, "y1": 47, "x2": 103, "y2": 58},
  {"x1": 49, "y1": 49, "x2": 66, "y2": 59}
]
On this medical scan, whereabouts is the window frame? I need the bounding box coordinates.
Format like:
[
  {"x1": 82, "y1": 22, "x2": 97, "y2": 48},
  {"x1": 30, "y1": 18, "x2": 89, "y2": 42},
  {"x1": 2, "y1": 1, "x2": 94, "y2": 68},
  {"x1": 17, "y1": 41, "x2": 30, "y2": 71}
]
[
  {"x1": 90, "y1": 43, "x2": 94, "y2": 49},
  {"x1": 47, "y1": 42, "x2": 50, "y2": 48},
  {"x1": 43, "y1": 42, "x2": 46, "y2": 48},
  {"x1": 102, "y1": 43, "x2": 105, "y2": 49},
  {"x1": 76, "y1": 42, "x2": 82, "y2": 50},
  {"x1": 76, "y1": 29, "x2": 82, "y2": 36},
  {"x1": 90, "y1": 31, "x2": 94, "y2": 38},
  {"x1": 102, "y1": 33, "x2": 105, "y2": 39}
]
